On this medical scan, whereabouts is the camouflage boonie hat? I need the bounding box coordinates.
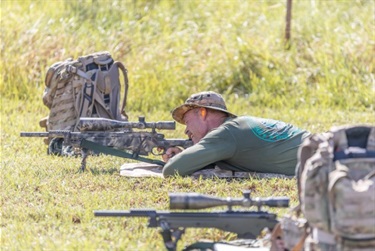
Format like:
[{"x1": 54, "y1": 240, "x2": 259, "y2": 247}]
[{"x1": 171, "y1": 91, "x2": 237, "y2": 124}]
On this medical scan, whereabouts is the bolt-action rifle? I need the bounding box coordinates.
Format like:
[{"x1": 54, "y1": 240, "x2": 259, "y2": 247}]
[
  {"x1": 20, "y1": 117, "x2": 193, "y2": 171},
  {"x1": 94, "y1": 191, "x2": 289, "y2": 251}
]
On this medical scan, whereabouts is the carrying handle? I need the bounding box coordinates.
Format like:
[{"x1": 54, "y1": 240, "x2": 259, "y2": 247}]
[
  {"x1": 94, "y1": 57, "x2": 113, "y2": 65},
  {"x1": 332, "y1": 125, "x2": 374, "y2": 151}
]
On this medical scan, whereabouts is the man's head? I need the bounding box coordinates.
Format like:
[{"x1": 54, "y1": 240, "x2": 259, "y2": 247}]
[
  {"x1": 171, "y1": 91, "x2": 236, "y2": 125},
  {"x1": 171, "y1": 91, "x2": 236, "y2": 143}
]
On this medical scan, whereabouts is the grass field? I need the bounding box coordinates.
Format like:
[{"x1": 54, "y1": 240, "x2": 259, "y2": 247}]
[{"x1": 1, "y1": 0, "x2": 374, "y2": 250}]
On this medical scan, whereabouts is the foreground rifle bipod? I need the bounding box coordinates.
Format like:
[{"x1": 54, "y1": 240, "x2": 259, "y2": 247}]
[
  {"x1": 20, "y1": 117, "x2": 193, "y2": 172},
  {"x1": 94, "y1": 190, "x2": 289, "y2": 251}
]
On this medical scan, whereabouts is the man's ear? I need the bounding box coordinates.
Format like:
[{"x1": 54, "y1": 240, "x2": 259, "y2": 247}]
[{"x1": 199, "y1": 108, "x2": 207, "y2": 120}]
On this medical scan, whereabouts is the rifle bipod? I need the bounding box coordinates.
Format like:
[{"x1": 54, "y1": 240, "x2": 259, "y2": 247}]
[{"x1": 159, "y1": 220, "x2": 185, "y2": 251}]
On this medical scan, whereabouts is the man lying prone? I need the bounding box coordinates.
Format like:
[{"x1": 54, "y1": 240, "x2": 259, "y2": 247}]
[{"x1": 162, "y1": 91, "x2": 310, "y2": 178}]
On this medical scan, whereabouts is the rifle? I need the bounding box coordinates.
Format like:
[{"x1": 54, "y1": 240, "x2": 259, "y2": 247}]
[
  {"x1": 20, "y1": 117, "x2": 193, "y2": 171},
  {"x1": 94, "y1": 190, "x2": 289, "y2": 251}
]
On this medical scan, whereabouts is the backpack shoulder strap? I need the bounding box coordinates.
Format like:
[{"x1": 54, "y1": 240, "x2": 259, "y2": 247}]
[
  {"x1": 367, "y1": 127, "x2": 375, "y2": 151},
  {"x1": 113, "y1": 61, "x2": 129, "y2": 119}
]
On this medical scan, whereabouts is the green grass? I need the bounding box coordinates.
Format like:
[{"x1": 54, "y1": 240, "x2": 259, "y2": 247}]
[{"x1": 1, "y1": 0, "x2": 375, "y2": 250}]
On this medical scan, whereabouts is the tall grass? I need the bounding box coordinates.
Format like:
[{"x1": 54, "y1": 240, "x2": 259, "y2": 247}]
[
  {"x1": 1, "y1": 0, "x2": 374, "y2": 250},
  {"x1": 1, "y1": 0, "x2": 374, "y2": 111}
]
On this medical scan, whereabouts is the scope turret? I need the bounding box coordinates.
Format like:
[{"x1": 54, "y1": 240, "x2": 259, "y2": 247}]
[
  {"x1": 169, "y1": 190, "x2": 289, "y2": 211},
  {"x1": 78, "y1": 117, "x2": 176, "y2": 131}
]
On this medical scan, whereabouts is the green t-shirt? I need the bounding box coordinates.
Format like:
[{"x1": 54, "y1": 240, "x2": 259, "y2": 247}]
[{"x1": 162, "y1": 116, "x2": 310, "y2": 177}]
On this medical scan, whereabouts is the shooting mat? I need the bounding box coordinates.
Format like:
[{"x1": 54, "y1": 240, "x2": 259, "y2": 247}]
[
  {"x1": 120, "y1": 162, "x2": 164, "y2": 177},
  {"x1": 120, "y1": 163, "x2": 293, "y2": 179}
]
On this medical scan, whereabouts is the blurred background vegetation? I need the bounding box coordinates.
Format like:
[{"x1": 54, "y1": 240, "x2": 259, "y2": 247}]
[{"x1": 2, "y1": 0, "x2": 374, "y2": 119}]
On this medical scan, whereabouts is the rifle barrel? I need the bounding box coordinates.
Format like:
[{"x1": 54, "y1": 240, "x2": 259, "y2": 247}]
[
  {"x1": 20, "y1": 132, "x2": 50, "y2": 137},
  {"x1": 20, "y1": 130, "x2": 76, "y2": 138},
  {"x1": 94, "y1": 210, "x2": 157, "y2": 217}
]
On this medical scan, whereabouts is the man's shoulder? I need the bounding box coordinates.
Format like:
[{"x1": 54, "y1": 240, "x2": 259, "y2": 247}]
[
  {"x1": 223, "y1": 116, "x2": 255, "y2": 126},
  {"x1": 211, "y1": 116, "x2": 252, "y2": 138}
]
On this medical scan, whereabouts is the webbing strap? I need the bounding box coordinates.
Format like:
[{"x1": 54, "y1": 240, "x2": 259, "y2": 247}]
[
  {"x1": 79, "y1": 81, "x2": 94, "y2": 117},
  {"x1": 66, "y1": 65, "x2": 92, "y2": 81},
  {"x1": 81, "y1": 139, "x2": 165, "y2": 166}
]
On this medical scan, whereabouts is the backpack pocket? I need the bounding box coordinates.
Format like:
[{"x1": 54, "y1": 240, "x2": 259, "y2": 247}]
[{"x1": 328, "y1": 159, "x2": 375, "y2": 240}]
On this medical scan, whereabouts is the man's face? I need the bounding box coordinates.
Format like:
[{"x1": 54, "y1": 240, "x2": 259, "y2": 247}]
[{"x1": 183, "y1": 108, "x2": 209, "y2": 144}]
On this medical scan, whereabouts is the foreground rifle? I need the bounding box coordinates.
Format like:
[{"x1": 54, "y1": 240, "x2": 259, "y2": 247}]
[
  {"x1": 94, "y1": 191, "x2": 289, "y2": 251},
  {"x1": 20, "y1": 117, "x2": 193, "y2": 171}
]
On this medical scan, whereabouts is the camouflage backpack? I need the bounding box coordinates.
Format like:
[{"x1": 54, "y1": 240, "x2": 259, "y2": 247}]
[
  {"x1": 279, "y1": 125, "x2": 375, "y2": 251},
  {"x1": 40, "y1": 51, "x2": 129, "y2": 154}
]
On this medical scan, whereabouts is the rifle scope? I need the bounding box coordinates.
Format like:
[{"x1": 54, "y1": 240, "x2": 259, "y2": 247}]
[
  {"x1": 169, "y1": 190, "x2": 289, "y2": 210},
  {"x1": 78, "y1": 116, "x2": 176, "y2": 131}
]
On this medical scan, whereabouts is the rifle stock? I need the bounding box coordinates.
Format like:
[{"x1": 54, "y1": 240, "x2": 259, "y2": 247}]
[{"x1": 94, "y1": 209, "x2": 278, "y2": 237}]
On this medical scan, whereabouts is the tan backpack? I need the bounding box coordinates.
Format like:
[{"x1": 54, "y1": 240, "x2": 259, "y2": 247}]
[
  {"x1": 278, "y1": 125, "x2": 375, "y2": 251},
  {"x1": 40, "y1": 51, "x2": 129, "y2": 154}
]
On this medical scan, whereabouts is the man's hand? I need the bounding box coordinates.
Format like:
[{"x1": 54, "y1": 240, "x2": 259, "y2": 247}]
[{"x1": 162, "y1": 147, "x2": 183, "y2": 162}]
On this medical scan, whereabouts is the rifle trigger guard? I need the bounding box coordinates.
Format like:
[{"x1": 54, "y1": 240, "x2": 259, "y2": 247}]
[{"x1": 151, "y1": 146, "x2": 166, "y2": 156}]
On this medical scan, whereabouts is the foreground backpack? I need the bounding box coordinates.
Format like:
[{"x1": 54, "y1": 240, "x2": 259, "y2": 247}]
[
  {"x1": 40, "y1": 51, "x2": 129, "y2": 154},
  {"x1": 279, "y1": 125, "x2": 375, "y2": 251}
]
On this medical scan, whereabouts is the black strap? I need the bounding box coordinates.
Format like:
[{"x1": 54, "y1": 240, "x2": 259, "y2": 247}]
[
  {"x1": 81, "y1": 139, "x2": 165, "y2": 166},
  {"x1": 334, "y1": 147, "x2": 375, "y2": 161}
]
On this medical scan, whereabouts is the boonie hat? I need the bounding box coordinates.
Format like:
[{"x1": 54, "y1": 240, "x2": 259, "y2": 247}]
[{"x1": 171, "y1": 91, "x2": 237, "y2": 124}]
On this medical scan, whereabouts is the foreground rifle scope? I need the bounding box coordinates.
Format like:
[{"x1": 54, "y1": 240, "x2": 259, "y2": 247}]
[
  {"x1": 78, "y1": 116, "x2": 176, "y2": 131},
  {"x1": 169, "y1": 190, "x2": 289, "y2": 211}
]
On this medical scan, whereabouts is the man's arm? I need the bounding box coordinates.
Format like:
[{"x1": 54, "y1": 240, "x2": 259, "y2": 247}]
[{"x1": 162, "y1": 128, "x2": 236, "y2": 177}]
